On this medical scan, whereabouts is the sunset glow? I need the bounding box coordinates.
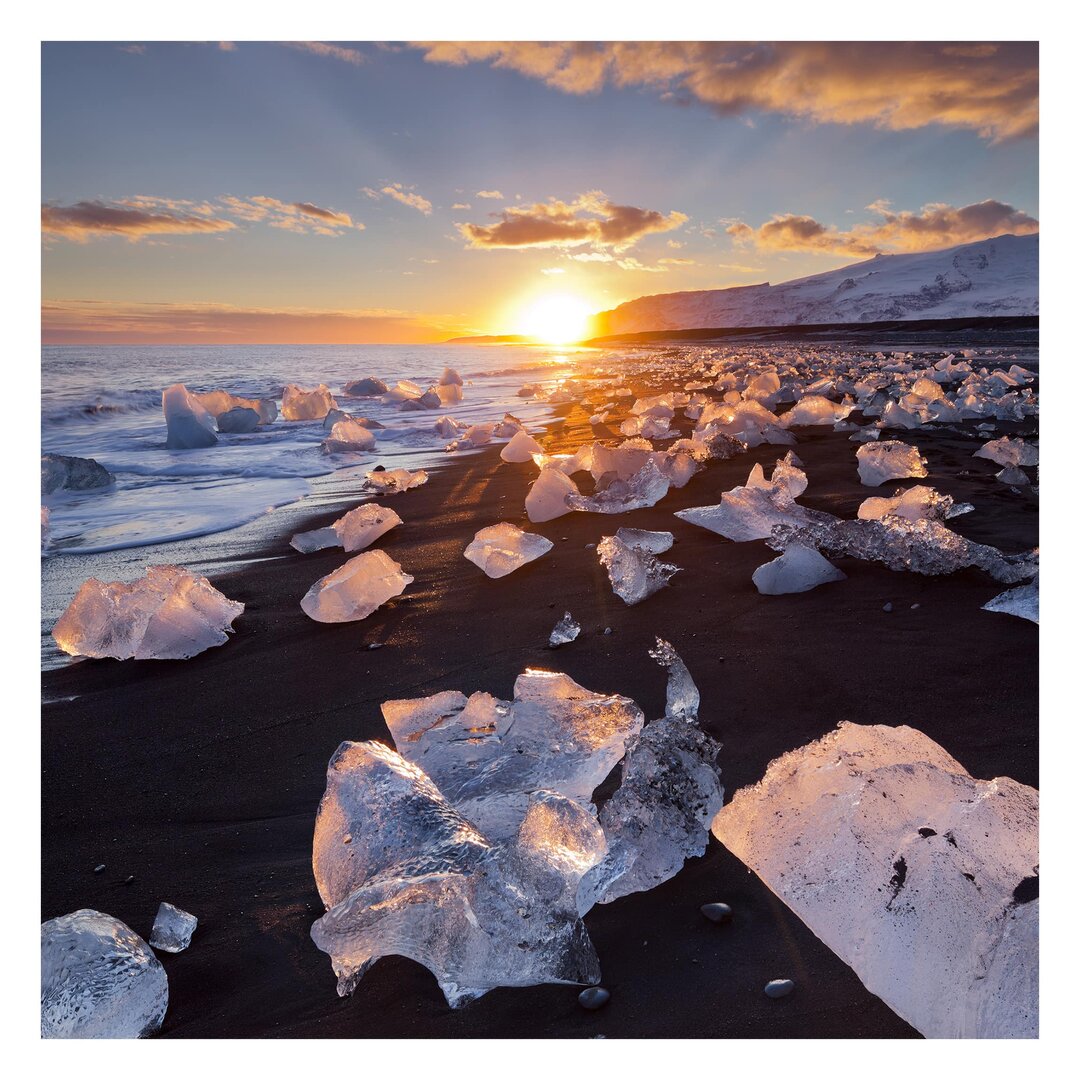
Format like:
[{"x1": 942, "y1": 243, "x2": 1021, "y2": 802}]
[{"x1": 515, "y1": 294, "x2": 594, "y2": 344}]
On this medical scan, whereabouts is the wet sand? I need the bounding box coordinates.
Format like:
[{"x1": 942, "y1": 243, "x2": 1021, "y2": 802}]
[{"x1": 40, "y1": 383, "x2": 1038, "y2": 1038}]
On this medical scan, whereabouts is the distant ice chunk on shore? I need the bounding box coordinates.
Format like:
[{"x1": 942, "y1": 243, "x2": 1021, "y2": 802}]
[
  {"x1": 597, "y1": 532, "x2": 680, "y2": 605},
  {"x1": 983, "y1": 576, "x2": 1039, "y2": 624},
  {"x1": 309, "y1": 741, "x2": 604, "y2": 1007},
  {"x1": 975, "y1": 436, "x2": 1038, "y2": 468},
  {"x1": 300, "y1": 550, "x2": 413, "y2": 623},
  {"x1": 752, "y1": 544, "x2": 847, "y2": 595},
  {"x1": 365, "y1": 468, "x2": 428, "y2": 494},
  {"x1": 856, "y1": 441, "x2": 929, "y2": 486},
  {"x1": 464, "y1": 522, "x2": 554, "y2": 578},
  {"x1": 52, "y1": 565, "x2": 244, "y2": 660},
  {"x1": 149, "y1": 903, "x2": 197, "y2": 954},
  {"x1": 712, "y1": 722, "x2": 1039, "y2": 1038},
  {"x1": 162, "y1": 383, "x2": 217, "y2": 449},
  {"x1": 41, "y1": 910, "x2": 168, "y2": 1038},
  {"x1": 282, "y1": 383, "x2": 335, "y2": 421},
  {"x1": 41, "y1": 453, "x2": 115, "y2": 495}
]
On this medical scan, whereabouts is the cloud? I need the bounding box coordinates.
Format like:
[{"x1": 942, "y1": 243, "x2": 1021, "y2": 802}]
[
  {"x1": 476, "y1": 190, "x2": 504, "y2": 199},
  {"x1": 659, "y1": 256, "x2": 695, "y2": 265},
  {"x1": 452, "y1": 202, "x2": 471, "y2": 210},
  {"x1": 41, "y1": 200, "x2": 236, "y2": 243},
  {"x1": 41, "y1": 300, "x2": 463, "y2": 344},
  {"x1": 726, "y1": 199, "x2": 1039, "y2": 257},
  {"x1": 43, "y1": 195, "x2": 363, "y2": 243},
  {"x1": 414, "y1": 41, "x2": 1038, "y2": 141},
  {"x1": 458, "y1": 190, "x2": 686, "y2": 252},
  {"x1": 117, "y1": 44, "x2": 146, "y2": 55},
  {"x1": 362, "y1": 183, "x2": 433, "y2": 215},
  {"x1": 284, "y1": 41, "x2": 364, "y2": 66},
  {"x1": 540, "y1": 267, "x2": 565, "y2": 275},
  {"x1": 217, "y1": 42, "x2": 237, "y2": 52}
]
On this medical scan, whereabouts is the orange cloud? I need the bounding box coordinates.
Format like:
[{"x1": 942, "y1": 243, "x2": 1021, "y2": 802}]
[
  {"x1": 459, "y1": 191, "x2": 686, "y2": 251},
  {"x1": 41, "y1": 300, "x2": 464, "y2": 345},
  {"x1": 219, "y1": 195, "x2": 361, "y2": 235},
  {"x1": 284, "y1": 41, "x2": 364, "y2": 66},
  {"x1": 416, "y1": 41, "x2": 1038, "y2": 141},
  {"x1": 727, "y1": 199, "x2": 1039, "y2": 257},
  {"x1": 41, "y1": 200, "x2": 236, "y2": 243}
]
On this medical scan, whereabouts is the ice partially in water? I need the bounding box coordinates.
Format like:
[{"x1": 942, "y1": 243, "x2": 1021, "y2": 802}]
[
  {"x1": 52, "y1": 565, "x2": 244, "y2": 660},
  {"x1": 162, "y1": 383, "x2": 217, "y2": 450},
  {"x1": 713, "y1": 722, "x2": 1039, "y2": 1038},
  {"x1": 464, "y1": 522, "x2": 554, "y2": 578},
  {"x1": 282, "y1": 384, "x2": 335, "y2": 421},
  {"x1": 41, "y1": 909, "x2": 169, "y2": 1038}
]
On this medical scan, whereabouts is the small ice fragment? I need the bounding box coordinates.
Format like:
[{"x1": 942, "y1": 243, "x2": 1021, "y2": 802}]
[
  {"x1": 216, "y1": 406, "x2": 260, "y2": 434},
  {"x1": 996, "y1": 465, "x2": 1030, "y2": 486},
  {"x1": 983, "y1": 576, "x2": 1039, "y2": 624},
  {"x1": 856, "y1": 441, "x2": 928, "y2": 486},
  {"x1": 365, "y1": 468, "x2": 428, "y2": 494},
  {"x1": 149, "y1": 902, "x2": 198, "y2": 954},
  {"x1": 500, "y1": 430, "x2": 544, "y2": 462},
  {"x1": 41, "y1": 910, "x2": 168, "y2": 1038},
  {"x1": 162, "y1": 383, "x2": 217, "y2": 449},
  {"x1": 282, "y1": 383, "x2": 335, "y2": 421},
  {"x1": 52, "y1": 566, "x2": 244, "y2": 661},
  {"x1": 752, "y1": 544, "x2": 847, "y2": 595},
  {"x1": 300, "y1": 550, "x2": 413, "y2": 623},
  {"x1": 597, "y1": 534, "x2": 679, "y2": 605},
  {"x1": 525, "y1": 466, "x2": 579, "y2": 522},
  {"x1": 549, "y1": 612, "x2": 581, "y2": 647},
  {"x1": 648, "y1": 637, "x2": 699, "y2": 721},
  {"x1": 464, "y1": 523, "x2": 554, "y2": 578},
  {"x1": 440, "y1": 367, "x2": 464, "y2": 386},
  {"x1": 41, "y1": 454, "x2": 114, "y2": 495},
  {"x1": 290, "y1": 526, "x2": 340, "y2": 554},
  {"x1": 614, "y1": 528, "x2": 673, "y2": 554}
]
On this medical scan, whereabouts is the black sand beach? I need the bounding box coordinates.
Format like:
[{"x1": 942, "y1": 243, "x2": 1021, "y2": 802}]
[{"x1": 40, "y1": 379, "x2": 1038, "y2": 1039}]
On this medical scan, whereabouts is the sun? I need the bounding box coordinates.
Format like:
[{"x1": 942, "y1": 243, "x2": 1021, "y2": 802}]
[{"x1": 516, "y1": 294, "x2": 593, "y2": 344}]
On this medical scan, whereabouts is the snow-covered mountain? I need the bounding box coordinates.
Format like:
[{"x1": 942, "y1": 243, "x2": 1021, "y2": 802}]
[{"x1": 589, "y1": 233, "x2": 1038, "y2": 337}]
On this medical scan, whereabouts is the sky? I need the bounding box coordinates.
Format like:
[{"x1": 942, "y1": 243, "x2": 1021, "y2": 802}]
[{"x1": 41, "y1": 41, "x2": 1039, "y2": 344}]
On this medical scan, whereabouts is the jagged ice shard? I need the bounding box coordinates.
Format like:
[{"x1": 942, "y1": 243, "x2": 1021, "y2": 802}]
[
  {"x1": 597, "y1": 532, "x2": 680, "y2": 605},
  {"x1": 712, "y1": 723, "x2": 1038, "y2": 1039},
  {"x1": 310, "y1": 741, "x2": 604, "y2": 1007},
  {"x1": 300, "y1": 550, "x2": 413, "y2": 623},
  {"x1": 983, "y1": 576, "x2": 1039, "y2": 624},
  {"x1": 580, "y1": 640, "x2": 722, "y2": 907},
  {"x1": 525, "y1": 466, "x2": 579, "y2": 522},
  {"x1": 858, "y1": 485, "x2": 972, "y2": 523},
  {"x1": 549, "y1": 611, "x2": 581, "y2": 647},
  {"x1": 292, "y1": 504, "x2": 403, "y2": 555},
  {"x1": 52, "y1": 566, "x2": 244, "y2": 660},
  {"x1": 149, "y1": 903, "x2": 198, "y2": 954},
  {"x1": 464, "y1": 523, "x2": 554, "y2": 578},
  {"x1": 162, "y1": 383, "x2": 217, "y2": 450},
  {"x1": 768, "y1": 516, "x2": 1038, "y2": 584},
  {"x1": 41, "y1": 910, "x2": 169, "y2": 1039},
  {"x1": 752, "y1": 544, "x2": 847, "y2": 595},
  {"x1": 856, "y1": 440, "x2": 929, "y2": 486},
  {"x1": 381, "y1": 670, "x2": 644, "y2": 840},
  {"x1": 365, "y1": 468, "x2": 428, "y2": 494},
  {"x1": 565, "y1": 458, "x2": 671, "y2": 514}
]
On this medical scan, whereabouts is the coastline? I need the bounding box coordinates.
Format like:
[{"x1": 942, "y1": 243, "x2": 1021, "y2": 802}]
[{"x1": 40, "y1": 379, "x2": 1037, "y2": 1038}]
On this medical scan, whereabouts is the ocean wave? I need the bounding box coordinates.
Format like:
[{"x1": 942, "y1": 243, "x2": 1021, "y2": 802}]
[{"x1": 42, "y1": 389, "x2": 162, "y2": 424}]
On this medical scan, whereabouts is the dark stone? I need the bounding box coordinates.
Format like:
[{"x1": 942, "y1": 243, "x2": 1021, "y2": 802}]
[
  {"x1": 578, "y1": 987, "x2": 610, "y2": 1011},
  {"x1": 764, "y1": 979, "x2": 795, "y2": 999},
  {"x1": 700, "y1": 902, "x2": 733, "y2": 924}
]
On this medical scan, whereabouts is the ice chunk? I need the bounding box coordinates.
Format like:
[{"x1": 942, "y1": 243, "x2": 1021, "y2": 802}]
[
  {"x1": 300, "y1": 550, "x2": 413, "y2": 623},
  {"x1": 779, "y1": 394, "x2": 854, "y2": 428},
  {"x1": 752, "y1": 543, "x2": 847, "y2": 595},
  {"x1": 435, "y1": 381, "x2": 463, "y2": 405},
  {"x1": 858, "y1": 485, "x2": 972, "y2": 523},
  {"x1": 41, "y1": 910, "x2": 168, "y2": 1038},
  {"x1": 41, "y1": 453, "x2": 115, "y2": 495},
  {"x1": 614, "y1": 527, "x2": 673, "y2": 554},
  {"x1": 381, "y1": 670, "x2": 644, "y2": 840},
  {"x1": 464, "y1": 522, "x2": 554, "y2": 578},
  {"x1": 597, "y1": 533, "x2": 680, "y2": 605},
  {"x1": 440, "y1": 366, "x2": 463, "y2": 386},
  {"x1": 332, "y1": 504, "x2": 402, "y2": 552},
  {"x1": 216, "y1": 406, "x2": 261, "y2": 434},
  {"x1": 856, "y1": 440, "x2": 929, "y2": 486},
  {"x1": 581, "y1": 641, "x2": 722, "y2": 906},
  {"x1": 565, "y1": 458, "x2": 671, "y2": 514},
  {"x1": 364, "y1": 467, "x2": 428, "y2": 494},
  {"x1": 52, "y1": 566, "x2": 244, "y2": 660},
  {"x1": 712, "y1": 722, "x2": 1038, "y2": 1039},
  {"x1": 290, "y1": 526, "x2": 340, "y2": 553},
  {"x1": 162, "y1": 383, "x2": 217, "y2": 449},
  {"x1": 41, "y1": 505, "x2": 50, "y2": 552},
  {"x1": 997, "y1": 465, "x2": 1031, "y2": 487},
  {"x1": 675, "y1": 459, "x2": 827, "y2": 542},
  {"x1": 323, "y1": 417, "x2": 377, "y2": 453},
  {"x1": 983, "y1": 576, "x2": 1039, "y2": 624},
  {"x1": 500, "y1": 429, "x2": 544, "y2": 462},
  {"x1": 149, "y1": 903, "x2": 197, "y2": 953},
  {"x1": 282, "y1": 383, "x2": 335, "y2": 421},
  {"x1": 193, "y1": 390, "x2": 276, "y2": 424},
  {"x1": 768, "y1": 516, "x2": 1038, "y2": 584},
  {"x1": 525, "y1": 466, "x2": 579, "y2": 522},
  {"x1": 549, "y1": 611, "x2": 581, "y2": 647},
  {"x1": 310, "y1": 741, "x2": 603, "y2": 1006},
  {"x1": 445, "y1": 422, "x2": 494, "y2": 452},
  {"x1": 342, "y1": 377, "x2": 388, "y2": 398}
]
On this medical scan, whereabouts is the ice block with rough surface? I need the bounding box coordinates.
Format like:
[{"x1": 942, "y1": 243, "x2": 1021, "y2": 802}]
[{"x1": 300, "y1": 550, "x2": 413, "y2": 622}]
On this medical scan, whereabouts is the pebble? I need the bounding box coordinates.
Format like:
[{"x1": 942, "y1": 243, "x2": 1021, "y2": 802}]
[
  {"x1": 700, "y1": 902, "x2": 733, "y2": 924},
  {"x1": 882, "y1": 602, "x2": 893, "y2": 612},
  {"x1": 367, "y1": 643, "x2": 383, "y2": 650},
  {"x1": 910, "y1": 603, "x2": 920, "y2": 610},
  {"x1": 93, "y1": 864, "x2": 105, "y2": 874},
  {"x1": 603, "y1": 627, "x2": 613, "y2": 635},
  {"x1": 578, "y1": 986, "x2": 610, "y2": 1010},
  {"x1": 123, "y1": 875, "x2": 135, "y2": 885},
  {"x1": 764, "y1": 978, "x2": 795, "y2": 999}
]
